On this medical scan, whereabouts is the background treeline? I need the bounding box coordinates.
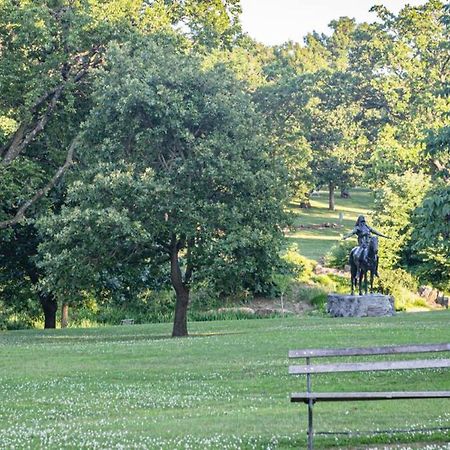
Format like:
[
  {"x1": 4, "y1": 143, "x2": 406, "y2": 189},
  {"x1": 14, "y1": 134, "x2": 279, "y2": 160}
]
[{"x1": 0, "y1": 0, "x2": 449, "y2": 336}]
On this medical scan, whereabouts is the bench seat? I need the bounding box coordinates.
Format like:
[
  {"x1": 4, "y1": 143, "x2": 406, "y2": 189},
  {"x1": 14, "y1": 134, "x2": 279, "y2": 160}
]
[
  {"x1": 291, "y1": 391, "x2": 450, "y2": 403},
  {"x1": 289, "y1": 343, "x2": 450, "y2": 449}
]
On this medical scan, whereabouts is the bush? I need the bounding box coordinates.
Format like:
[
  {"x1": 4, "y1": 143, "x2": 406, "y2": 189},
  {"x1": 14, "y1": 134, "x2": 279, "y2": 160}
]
[
  {"x1": 189, "y1": 308, "x2": 281, "y2": 322},
  {"x1": 4, "y1": 314, "x2": 35, "y2": 330},
  {"x1": 377, "y1": 268, "x2": 421, "y2": 311},
  {"x1": 324, "y1": 240, "x2": 355, "y2": 269},
  {"x1": 94, "y1": 289, "x2": 176, "y2": 324},
  {"x1": 282, "y1": 245, "x2": 316, "y2": 282},
  {"x1": 372, "y1": 171, "x2": 431, "y2": 270},
  {"x1": 294, "y1": 284, "x2": 328, "y2": 312},
  {"x1": 311, "y1": 273, "x2": 349, "y2": 294}
]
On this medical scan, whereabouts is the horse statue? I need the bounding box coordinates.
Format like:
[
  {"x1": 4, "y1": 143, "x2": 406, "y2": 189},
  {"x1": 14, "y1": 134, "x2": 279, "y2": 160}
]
[
  {"x1": 343, "y1": 215, "x2": 389, "y2": 295},
  {"x1": 349, "y1": 235, "x2": 378, "y2": 295}
]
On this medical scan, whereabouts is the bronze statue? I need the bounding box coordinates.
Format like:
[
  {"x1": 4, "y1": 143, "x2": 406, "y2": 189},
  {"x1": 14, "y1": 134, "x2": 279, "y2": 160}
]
[{"x1": 343, "y1": 216, "x2": 389, "y2": 295}]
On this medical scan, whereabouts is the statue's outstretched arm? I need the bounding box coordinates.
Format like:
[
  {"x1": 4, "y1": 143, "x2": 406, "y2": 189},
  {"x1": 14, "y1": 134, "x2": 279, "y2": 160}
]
[
  {"x1": 342, "y1": 229, "x2": 356, "y2": 240},
  {"x1": 369, "y1": 226, "x2": 389, "y2": 238}
]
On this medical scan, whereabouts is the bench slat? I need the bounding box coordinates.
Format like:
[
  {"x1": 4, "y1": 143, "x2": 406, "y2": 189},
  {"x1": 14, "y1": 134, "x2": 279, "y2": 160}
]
[
  {"x1": 289, "y1": 343, "x2": 450, "y2": 359},
  {"x1": 290, "y1": 391, "x2": 450, "y2": 403},
  {"x1": 289, "y1": 358, "x2": 450, "y2": 374}
]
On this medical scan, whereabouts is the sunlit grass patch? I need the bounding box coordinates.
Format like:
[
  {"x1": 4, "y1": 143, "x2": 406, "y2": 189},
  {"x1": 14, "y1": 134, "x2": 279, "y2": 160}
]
[{"x1": 287, "y1": 188, "x2": 374, "y2": 261}]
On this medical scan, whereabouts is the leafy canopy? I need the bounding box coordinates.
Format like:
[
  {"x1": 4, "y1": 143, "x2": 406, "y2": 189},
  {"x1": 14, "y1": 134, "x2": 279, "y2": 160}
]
[{"x1": 38, "y1": 37, "x2": 289, "y2": 309}]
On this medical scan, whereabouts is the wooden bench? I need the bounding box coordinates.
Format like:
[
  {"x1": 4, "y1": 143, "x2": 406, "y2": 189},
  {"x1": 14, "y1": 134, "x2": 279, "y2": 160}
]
[
  {"x1": 120, "y1": 318, "x2": 135, "y2": 325},
  {"x1": 289, "y1": 343, "x2": 450, "y2": 449}
]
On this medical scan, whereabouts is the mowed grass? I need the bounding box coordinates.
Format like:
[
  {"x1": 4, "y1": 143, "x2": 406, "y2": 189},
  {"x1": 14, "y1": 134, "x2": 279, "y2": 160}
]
[
  {"x1": 288, "y1": 189, "x2": 374, "y2": 261},
  {"x1": 1, "y1": 312, "x2": 450, "y2": 448}
]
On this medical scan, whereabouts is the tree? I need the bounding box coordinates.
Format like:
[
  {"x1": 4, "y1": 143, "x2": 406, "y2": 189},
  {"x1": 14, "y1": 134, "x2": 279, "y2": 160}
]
[
  {"x1": 349, "y1": 1, "x2": 450, "y2": 187},
  {"x1": 404, "y1": 2, "x2": 450, "y2": 292},
  {"x1": 410, "y1": 184, "x2": 450, "y2": 292},
  {"x1": 302, "y1": 71, "x2": 365, "y2": 210},
  {"x1": 372, "y1": 171, "x2": 431, "y2": 270},
  {"x1": 38, "y1": 39, "x2": 289, "y2": 337},
  {"x1": 0, "y1": 0, "x2": 244, "y2": 328},
  {"x1": 255, "y1": 18, "x2": 367, "y2": 210},
  {"x1": 253, "y1": 74, "x2": 313, "y2": 203},
  {"x1": 0, "y1": 0, "x2": 243, "y2": 230}
]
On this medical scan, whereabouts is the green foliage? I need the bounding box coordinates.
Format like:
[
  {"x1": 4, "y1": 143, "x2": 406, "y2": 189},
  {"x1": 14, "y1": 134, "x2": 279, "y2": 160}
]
[
  {"x1": 37, "y1": 38, "x2": 290, "y2": 334},
  {"x1": 366, "y1": 125, "x2": 423, "y2": 188},
  {"x1": 350, "y1": 1, "x2": 450, "y2": 190},
  {"x1": 2, "y1": 0, "x2": 450, "y2": 327},
  {"x1": 93, "y1": 290, "x2": 176, "y2": 325},
  {"x1": 377, "y1": 267, "x2": 422, "y2": 311},
  {"x1": 305, "y1": 71, "x2": 366, "y2": 195},
  {"x1": 253, "y1": 76, "x2": 313, "y2": 200},
  {"x1": 372, "y1": 171, "x2": 431, "y2": 269},
  {"x1": 324, "y1": 240, "x2": 356, "y2": 269},
  {"x1": 188, "y1": 308, "x2": 280, "y2": 322},
  {"x1": 410, "y1": 183, "x2": 450, "y2": 292},
  {"x1": 311, "y1": 273, "x2": 349, "y2": 293},
  {"x1": 281, "y1": 245, "x2": 316, "y2": 283},
  {"x1": 426, "y1": 126, "x2": 450, "y2": 180}
]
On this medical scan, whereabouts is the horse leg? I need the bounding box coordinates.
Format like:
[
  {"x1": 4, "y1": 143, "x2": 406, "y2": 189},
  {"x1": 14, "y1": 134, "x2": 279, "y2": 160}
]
[
  {"x1": 364, "y1": 271, "x2": 368, "y2": 295},
  {"x1": 350, "y1": 254, "x2": 356, "y2": 295},
  {"x1": 358, "y1": 270, "x2": 363, "y2": 295},
  {"x1": 369, "y1": 270, "x2": 374, "y2": 293},
  {"x1": 350, "y1": 265, "x2": 356, "y2": 295}
]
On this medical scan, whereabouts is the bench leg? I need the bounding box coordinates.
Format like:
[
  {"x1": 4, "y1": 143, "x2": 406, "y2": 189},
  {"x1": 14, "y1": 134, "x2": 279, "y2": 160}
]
[{"x1": 307, "y1": 399, "x2": 314, "y2": 450}]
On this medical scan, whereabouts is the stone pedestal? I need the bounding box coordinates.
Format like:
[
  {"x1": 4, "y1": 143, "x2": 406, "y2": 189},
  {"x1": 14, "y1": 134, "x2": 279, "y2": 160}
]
[{"x1": 327, "y1": 293, "x2": 395, "y2": 317}]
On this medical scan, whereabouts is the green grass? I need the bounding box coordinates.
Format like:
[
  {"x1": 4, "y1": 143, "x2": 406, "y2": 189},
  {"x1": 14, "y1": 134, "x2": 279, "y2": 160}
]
[
  {"x1": 288, "y1": 188, "x2": 374, "y2": 261},
  {"x1": 1, "y1": 312, "x2": 449, "y2": 448}
]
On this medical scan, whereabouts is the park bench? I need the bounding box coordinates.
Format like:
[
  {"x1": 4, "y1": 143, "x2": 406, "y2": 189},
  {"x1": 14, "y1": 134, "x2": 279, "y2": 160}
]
[
  {"x1": 289, "y1": 343, "x2": 450, "y2": 449},
  {"x1": 120, "y1": 318, "x2": 135, "y2": 325}
]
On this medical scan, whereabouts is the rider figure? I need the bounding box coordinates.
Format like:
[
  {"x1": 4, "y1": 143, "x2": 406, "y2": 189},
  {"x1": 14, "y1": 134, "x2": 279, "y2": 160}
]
[{"x1": 343, "y1": 215, "x2": 389, "y2": 262}]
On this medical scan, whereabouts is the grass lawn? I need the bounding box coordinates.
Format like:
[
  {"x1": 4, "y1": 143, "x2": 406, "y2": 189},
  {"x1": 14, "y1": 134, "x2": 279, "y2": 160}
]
[
  {"x1": 288, "y1": 188, "x2": 375, "y2": 261},
  {"x1": 1, "y1": 312, "x2": 449, "y2": 448}
]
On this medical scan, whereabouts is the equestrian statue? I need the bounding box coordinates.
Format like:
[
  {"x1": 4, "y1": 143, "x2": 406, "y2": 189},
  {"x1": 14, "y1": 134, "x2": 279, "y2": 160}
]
[{"x1": 342, "y1": 215, "x2": 389, "y2": 295}]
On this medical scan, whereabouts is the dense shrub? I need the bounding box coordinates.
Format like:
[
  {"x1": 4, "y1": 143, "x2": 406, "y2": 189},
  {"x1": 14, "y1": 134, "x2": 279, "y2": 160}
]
[
  {"x1": 324, "y1": 240, "x2": 355, "y2": 269},
  {"x1": 282, "y1": 245, "x2": 316, "y2": 282},
  {"x1": 377, "y1": 268, "x2": 423, "y2": 310}
]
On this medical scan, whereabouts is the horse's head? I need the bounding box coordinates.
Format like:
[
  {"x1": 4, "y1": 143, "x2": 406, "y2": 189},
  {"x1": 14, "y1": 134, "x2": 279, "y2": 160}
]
[{"x1": 369, "y1": 235, "x2": 378, "y2": 255}]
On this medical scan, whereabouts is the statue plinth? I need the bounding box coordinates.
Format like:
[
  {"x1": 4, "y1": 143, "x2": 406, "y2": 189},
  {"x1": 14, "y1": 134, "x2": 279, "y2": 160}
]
[{"x1": 327, "y1": 293, "x2": 395, "y2": 317}]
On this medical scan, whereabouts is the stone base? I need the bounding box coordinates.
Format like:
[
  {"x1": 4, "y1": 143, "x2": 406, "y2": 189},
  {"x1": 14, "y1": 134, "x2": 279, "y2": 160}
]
[{"x1": 327, "y1": 293, "x2": 395, "y2": 317}]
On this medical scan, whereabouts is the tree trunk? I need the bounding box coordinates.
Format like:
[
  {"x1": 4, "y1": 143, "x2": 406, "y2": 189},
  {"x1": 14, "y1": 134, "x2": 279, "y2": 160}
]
[
  {"x1": 328, "y1": 182, "x2": 336, "y2": 211},
  {"x1": 61, "y1": 303, "x2": 69, "y2": 328},
  {"x1": 170, "y1": 243, "x2": 190, "y2": 337},
  {"x1": 40, "y1": 293, "x2": 58, "y2": 329}
]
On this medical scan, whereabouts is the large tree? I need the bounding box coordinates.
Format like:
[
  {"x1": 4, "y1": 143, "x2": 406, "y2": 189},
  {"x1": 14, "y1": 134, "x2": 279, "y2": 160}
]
[
  {"x1": 0, "y1": 0, "x2": 243, "y2": 229},
  {"x1": 38, "y1": 39, "x2": 289, "y2": 337},
  {"x1": 410, "y1": 183, "x2": 450, "y2": 293},
  {"x1": 302, "y1": 70, "x2": 365, "y2": 210},
  {"x1": 349, "y1": 0, "x2": 450, "y2": 187},
  {"x1": 255, "y1": 18, "x2": 367, "y2": 209},
  {"x1": 0, "y1": 0, "x2": 244, "y2": 328}
]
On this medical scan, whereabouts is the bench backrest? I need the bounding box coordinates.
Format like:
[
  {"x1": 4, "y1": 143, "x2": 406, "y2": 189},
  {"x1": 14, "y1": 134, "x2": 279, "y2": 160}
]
[{"x1": 289, "y1": 343, "x2": 450, "y2": 374}]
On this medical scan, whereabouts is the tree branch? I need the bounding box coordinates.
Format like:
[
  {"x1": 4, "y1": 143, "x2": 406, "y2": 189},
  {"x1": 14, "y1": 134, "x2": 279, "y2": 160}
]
[
  {"x1": 0, "y1": 137, "x2": 79, "y2": 230},
  {"x1": 1, "y1": 47, "x2": 100, "y2": 166},
  {"x1": 2, "y1": 86, "x2": 65, "y2": 165}
]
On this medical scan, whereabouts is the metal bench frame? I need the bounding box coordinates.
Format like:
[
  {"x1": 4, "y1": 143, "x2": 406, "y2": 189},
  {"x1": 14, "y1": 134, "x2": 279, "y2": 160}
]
[{"x1": 288, "y1": 343, "x2": 450, "y2": 449}]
